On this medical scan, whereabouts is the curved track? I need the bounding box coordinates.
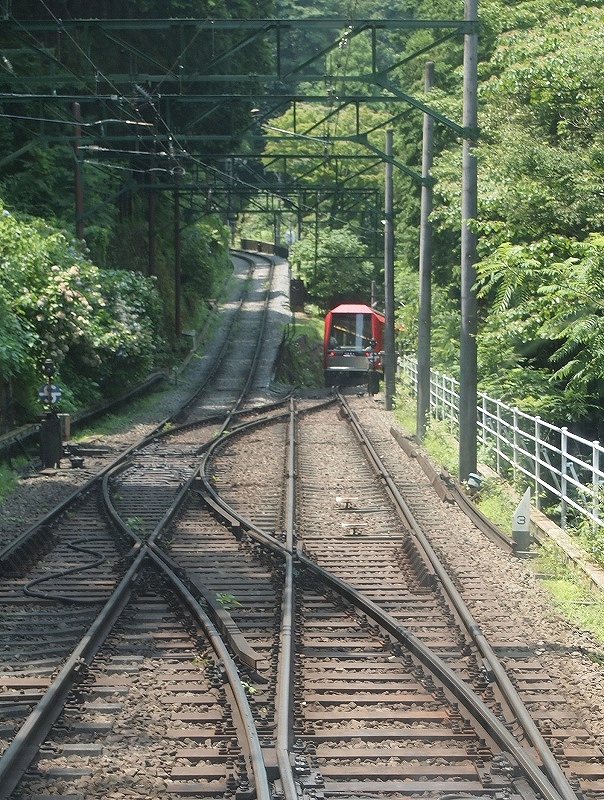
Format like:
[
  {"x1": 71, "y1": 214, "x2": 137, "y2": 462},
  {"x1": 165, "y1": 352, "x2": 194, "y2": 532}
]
[
  {"x1": 0, "y1": 251, "x2": 287, "y2": 799},
  {"x1": 0, "y1": 265, "x2": 601, "y2": 799},
  {"x1": 199, "y1": 393, "x2": 600, "y2": 800}
]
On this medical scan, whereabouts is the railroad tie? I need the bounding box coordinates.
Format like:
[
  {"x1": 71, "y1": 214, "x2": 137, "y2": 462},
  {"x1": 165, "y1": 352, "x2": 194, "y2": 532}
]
[
  {"x1": 335, "y1": 495, "x2": 358, "y2": 509},
  {"x1": 341, "y1": 521, "x2": 368, "y2": 535}
]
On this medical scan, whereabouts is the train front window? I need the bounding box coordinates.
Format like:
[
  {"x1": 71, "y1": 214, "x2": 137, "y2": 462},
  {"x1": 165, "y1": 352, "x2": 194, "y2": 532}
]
[{"x1": 329, "y1": 314, "x2": 372, "y2": 349}]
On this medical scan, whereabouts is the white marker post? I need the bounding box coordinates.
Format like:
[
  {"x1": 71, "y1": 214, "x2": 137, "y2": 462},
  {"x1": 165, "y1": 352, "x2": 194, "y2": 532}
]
[{"x1": 513, "y1": 487, "x2": 532, "y2": 554}]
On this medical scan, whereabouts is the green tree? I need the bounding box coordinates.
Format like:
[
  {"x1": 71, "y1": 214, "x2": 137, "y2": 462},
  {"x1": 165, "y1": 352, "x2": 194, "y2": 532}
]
[
  {"x1": 290, "y1": 225, "x2": 375, "y2": 311},
  {"x1": 414, "y1": 2, "x2": 604, "y2": 410},
  {"x1": 475, "y1": 235, "x2": 604, "y2": 422},
  {"x1": 0, "y1": 286, "x2": 31, "y2": 380},
  {"x1": 0, "y1": 206, "x2": 164, "y2": 418},
  {"x1": 180, "y1": 214, "x2": 231, "y2": 316},
  {"x1": 474, "y1": 6, "x2": 604, "y2": 248}
]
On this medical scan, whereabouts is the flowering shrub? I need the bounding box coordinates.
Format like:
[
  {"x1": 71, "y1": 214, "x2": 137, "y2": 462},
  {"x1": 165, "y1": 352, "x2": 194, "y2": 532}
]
[
  {"x1": 0, "y1": 285, "x2": 31, "y2": 378},
  {"x1": 0, "y1": 207, "x2": 164, "y2": 416}
]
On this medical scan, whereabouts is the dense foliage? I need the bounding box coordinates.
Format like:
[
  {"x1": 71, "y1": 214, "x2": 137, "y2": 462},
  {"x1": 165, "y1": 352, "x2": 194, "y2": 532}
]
[
  {"x1": 0, "y1": 208, "x2": 164, "y2": 420},
  {"x1": 290, "y1": 225, "x2": 375, "y2": 311},
  {"x1": 5, "y1": 0, "x2": 604, "y2": 438},
  {"x1": 263, "y1": 0, "x2": 604, "y2": 433},
  {"x1": 379, "y1": 0, "x2": 604, "y2": 433},
  {"x1": 0, "y1": 1, "x2": 260, "y2": 427}
]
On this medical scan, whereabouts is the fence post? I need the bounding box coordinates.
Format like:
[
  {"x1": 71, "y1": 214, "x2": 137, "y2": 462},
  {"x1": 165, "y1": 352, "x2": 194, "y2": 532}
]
[
  {"x1": 446, "y1": 375, "x2": 453, "y2": 431},
  {"x1": 496, "y1": 398, "x2": 502, "y2": 475},
  {"x1": 534, "y1": 416, "x2": 541, "y2": 512},
  {"x1": 402, "y1": 356, "x2": 604, "y2": 533},
  {"x1": 593, "y1": 440, "x2": 600, "y2": 532},
  {"x1": 480, "y1": 395, "x2": 486, "y2": 449},
  {"x1": 513, "y1": 407, "x2": 519, "y2": 485},
  {"x1": 561, "y1": 427, "x2": 568, "y2": 529},
  {"x1": 434, "y1": 370, "x2": 441, "y2": 420}
]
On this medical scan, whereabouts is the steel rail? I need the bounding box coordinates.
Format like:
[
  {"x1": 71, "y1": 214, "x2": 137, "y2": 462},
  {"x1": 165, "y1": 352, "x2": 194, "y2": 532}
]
[
  {"x1": 294, "y1": 550, "x2": 570, "y2": 800},
  {"x1": 0, "y1": 539, "x2": 273, "y2": 800},
  {"x1": 146, "y1": 547, "x2": 272, "y2": 800},
  {"x1": 230, "y1": 256, "x2": 276, "y2": 412},
  {"x1": 0, "y1": 251, "x2": 284, "y2": 797},
  {"x1": 98, "y1": 254, "x2": 294, "y2": 668},
  {"x1": 0, "y1": 252, "x2": 271, "y2": 576},
  {"x1": 0, "y1": 372, "x2": 165, "y2": 464},
  {"x1": 274, "y1": 398, "x2": 299, "y2": 799},
  {"x1": 0, "y1": 442, "x2": 274, "y2": 800},
  {"x1": 199, "y1": 397, "x2": 578, "y2": 800},
  {"x1": 191, "y1": 396, "x2": 302, "y2": 797},
  {"x1": 0, "y1": 248, "x2": 256, "y2": 462},
  {"x1": 446, "y1": 471, "x2": 517, "y2": 551},
  {"x1": 173, "y1": 251, "x2": 266, "y2": 424},
  {"x1": 0, "y1": 432, "x2": 147, "y2": 575},
  {"x1": 0, "y1": 550, "x2": 145, "y2": 800},
  {"x1": 390, "y1": 424, "x2": 516, "y2": 553},
  {"x1": 103, "y1": 430, "x2": 267, "y2": 670},
  {"x1": 196, "y1": 397, "x2": 337, "y2": 559},
  {"x1": 338, "y1": 391, "x2": 578, "y2": 800}
]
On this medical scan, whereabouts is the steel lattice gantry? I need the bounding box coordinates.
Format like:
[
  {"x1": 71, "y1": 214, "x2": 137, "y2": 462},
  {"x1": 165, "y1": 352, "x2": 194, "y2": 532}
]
[
  {"x1": 0, "y1": 16, "x2": 473, "y2": 151},
  {"x1": 0, "y1": 11, "x2": 480, "y2": 478},
  {"x1": 0, "y1": 15, "x2": 473, "y2": 234},
  {"x1": 0, "y1": 14, "x2": 473, "y2": 269}
]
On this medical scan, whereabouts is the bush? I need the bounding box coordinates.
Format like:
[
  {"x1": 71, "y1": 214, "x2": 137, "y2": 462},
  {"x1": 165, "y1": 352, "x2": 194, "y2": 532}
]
[{"x1": 0, "y1": 206, "x2": 165, "y2": 418}]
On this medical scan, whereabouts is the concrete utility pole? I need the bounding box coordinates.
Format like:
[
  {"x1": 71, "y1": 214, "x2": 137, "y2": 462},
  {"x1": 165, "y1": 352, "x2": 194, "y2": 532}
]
[
  {"x1": 459, "y1": 0, "x2": 479, "y2": 481},
  {"x1": 383, "y1": 129, "x2": 396, "y2": 411},
  {"x1": 416, "y1": 61, "x2": 435, "y2": 441}
]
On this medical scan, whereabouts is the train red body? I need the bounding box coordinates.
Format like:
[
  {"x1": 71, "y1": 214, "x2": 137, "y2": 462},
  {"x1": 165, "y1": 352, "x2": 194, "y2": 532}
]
[{"x1": 323, "y1": 303, "x2": 385, "y2": 386}]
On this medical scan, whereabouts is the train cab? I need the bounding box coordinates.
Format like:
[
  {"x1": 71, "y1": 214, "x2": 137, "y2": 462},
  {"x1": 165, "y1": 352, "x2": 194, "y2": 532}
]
[{"x1": 323, "y1": 303, "x2": 385, "y2": 387}]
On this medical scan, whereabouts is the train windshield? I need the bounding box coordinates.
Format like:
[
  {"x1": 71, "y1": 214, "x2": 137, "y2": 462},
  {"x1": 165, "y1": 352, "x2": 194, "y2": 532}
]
[{"x1": 328, "y1": 313, "x2": 372, "y2": 350}]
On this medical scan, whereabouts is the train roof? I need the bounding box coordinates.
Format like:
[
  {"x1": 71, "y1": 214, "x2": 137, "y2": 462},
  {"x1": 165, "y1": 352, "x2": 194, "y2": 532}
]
[{"x1": 328, "y1": 303, "x2": 385, "y2": 319}]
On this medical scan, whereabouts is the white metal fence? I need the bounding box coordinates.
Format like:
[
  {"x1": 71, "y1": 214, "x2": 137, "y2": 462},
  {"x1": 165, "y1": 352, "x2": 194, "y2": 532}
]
[{"x1": 400, "y1": 355, "x2": 604, "y2": 531}]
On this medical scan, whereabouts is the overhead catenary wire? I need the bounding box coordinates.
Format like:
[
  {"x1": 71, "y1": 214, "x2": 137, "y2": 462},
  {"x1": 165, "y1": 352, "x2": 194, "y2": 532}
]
[
  {"x1": 16, "y1": 1, "x2": 192, "y2": 164},
  {"x1": 7, "y1": 3, "x2": 383, "y2": 241}
]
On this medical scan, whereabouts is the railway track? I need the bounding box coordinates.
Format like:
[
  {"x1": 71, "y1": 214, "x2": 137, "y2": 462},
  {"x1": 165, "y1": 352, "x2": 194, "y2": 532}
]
[
  {"x1": 201, "y1": 392, "x2": 602, "y2": 799},
  {"x1": 0, "y1": 251, "x2": 287, "y2": 798},
  {"x1": 0, "y1": 255, "x2": 602, "y2": 798},
  {"x1": 0, "y1": 245, "x2": 276, "y2": 464}
]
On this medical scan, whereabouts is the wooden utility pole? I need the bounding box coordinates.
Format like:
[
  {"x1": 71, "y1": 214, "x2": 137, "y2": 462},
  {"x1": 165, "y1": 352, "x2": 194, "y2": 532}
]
[{"x1": 72, "y1": 102, "x2": 84, "y2": 240}]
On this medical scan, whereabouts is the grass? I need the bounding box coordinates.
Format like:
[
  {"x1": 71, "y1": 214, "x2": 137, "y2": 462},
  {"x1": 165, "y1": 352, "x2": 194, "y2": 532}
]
[
  {"x1": 0, "y1": 461, "x2": 19, "y2": 504},
  {"x1": 393, "y1": 387, "x2": 604, "y2": 644},
  {"x1": 275, "y1": 311, "x2": 325, "y2": 388},
  {"x1": 394, "y1": 389, "x2": 519, "y2": 531},
  {"x1": 288, "y1": 310, "x2": 324, "y2": 343},
  {"x1": 533, "y1": 543, "x2": 604, "y2": 647},
  {"x1": 572, "y1": 520, "x2": 604, "y2": 568},
  {"x1": 392, "y1": 391, "x2": 459, "y2": 476},
  {"x1": 73, "y1": 389, "x2": 170, "y2": 440},
  {"x1": 472, "y1": 478, "x2": 519, "y2": 534}
]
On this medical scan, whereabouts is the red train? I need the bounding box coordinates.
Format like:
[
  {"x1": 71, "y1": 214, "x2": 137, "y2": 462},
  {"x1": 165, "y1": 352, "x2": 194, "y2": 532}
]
[{"x1": 323, "y1": 303, "x2": 385, "y2": 387}]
